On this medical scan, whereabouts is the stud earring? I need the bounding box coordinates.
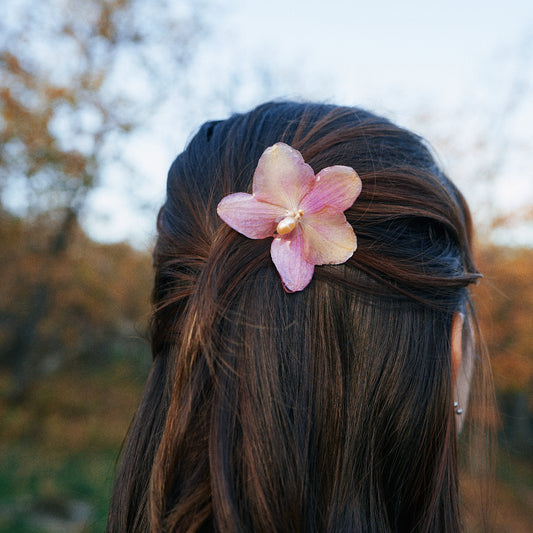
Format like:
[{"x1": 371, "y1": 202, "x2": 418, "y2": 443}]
[{"x1": 454, "y1": 401, "x2": 463, "y2": 415}]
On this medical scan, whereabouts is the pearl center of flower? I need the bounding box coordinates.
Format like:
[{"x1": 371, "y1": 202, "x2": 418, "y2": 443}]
[{"x1": 276, "y1": 209, "x2": 304, "y2": 235}]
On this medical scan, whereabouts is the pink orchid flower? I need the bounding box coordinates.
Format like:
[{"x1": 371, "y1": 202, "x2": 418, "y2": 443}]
[{"x1": 217, "y1": 142, "x2": 362, "y2": 292}]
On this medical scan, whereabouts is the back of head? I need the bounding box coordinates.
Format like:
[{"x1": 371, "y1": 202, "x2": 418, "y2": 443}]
[{"x1": 108, "y1": 102, "x2": 487, "y2": 532}]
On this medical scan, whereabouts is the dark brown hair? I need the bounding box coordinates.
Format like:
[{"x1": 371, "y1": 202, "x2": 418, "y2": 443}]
[{"x1": 107, "y1": 102, "x2": 493, "y2": 532}]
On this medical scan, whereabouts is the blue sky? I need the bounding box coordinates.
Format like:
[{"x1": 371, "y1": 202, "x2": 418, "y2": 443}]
[
  {"x1": 208, "y1": 0, "x2": 532, "y2": 110},
  {"x1": 85, "y1": 0, "x2": 532, "y2": 246}
]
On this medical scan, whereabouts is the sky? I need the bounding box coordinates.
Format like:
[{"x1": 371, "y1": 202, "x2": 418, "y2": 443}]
[{"x1": 84, "y1": 0, "x2": 533, "y2": 247}]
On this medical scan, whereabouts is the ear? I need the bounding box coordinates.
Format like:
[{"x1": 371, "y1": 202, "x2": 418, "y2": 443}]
[{"x1": 451, "y1": 312, "x2": 464, "y2": 388}]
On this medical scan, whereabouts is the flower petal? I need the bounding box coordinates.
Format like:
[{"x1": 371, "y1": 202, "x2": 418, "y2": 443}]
[
  {"x1": 301, "y1": 208, "x2": 357, "y2": 265},
  {"x1": 300, "y1": 165, "x2": 362, "y2": 214},
  {"x1": 253, "y1": 143, "x2": 315, "y2": 211},
  {"x1": 217, "y1": 193, "x2": 285, "y2": 239},
  {"x1": 270, "y1": 227, "x2": 315, "y2": 292}
]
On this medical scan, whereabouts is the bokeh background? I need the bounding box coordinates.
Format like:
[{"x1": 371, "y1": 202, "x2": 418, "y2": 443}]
[{"x1": 0, "y1": 1, "x2": 531, "y2": 531}]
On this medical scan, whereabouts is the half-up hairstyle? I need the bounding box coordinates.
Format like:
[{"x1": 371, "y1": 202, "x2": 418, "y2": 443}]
[{"x1": 107, "y1": 102, "x2": 493, "y2": 532}]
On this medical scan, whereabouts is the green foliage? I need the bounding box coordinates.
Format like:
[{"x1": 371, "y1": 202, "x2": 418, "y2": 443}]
[{"x1": 0, "y1": 360, "x2": 148, "y2": 532}]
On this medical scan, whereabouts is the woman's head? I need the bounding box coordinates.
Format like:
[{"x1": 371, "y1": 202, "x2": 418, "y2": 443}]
[{"x1": 108, "y1": 102, "x2": 490, "y2": 532}]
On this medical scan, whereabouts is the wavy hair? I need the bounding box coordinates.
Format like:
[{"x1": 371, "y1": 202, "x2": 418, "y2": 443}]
[{"x1": 107, "y1": 102, "x2": 493, "y2": 532}]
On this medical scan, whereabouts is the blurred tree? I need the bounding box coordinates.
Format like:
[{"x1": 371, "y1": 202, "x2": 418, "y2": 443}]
[
  {"x1": 476, "y1": 247, "x2": 533, "y2": 393},
  {"x1": 0, "y1": 0, "x2": 210, "y2": 399},
  {"x1": 0, "y1": 207, "x2": 153, "y2": 398},
  {"x1": 475, "y1": 245, "x2": 533, "y2": 452}
]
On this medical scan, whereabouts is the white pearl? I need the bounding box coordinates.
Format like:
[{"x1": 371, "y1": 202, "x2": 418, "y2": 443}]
[{"x1": 276, "y1": 216, "x2": 297, "y2": 235}]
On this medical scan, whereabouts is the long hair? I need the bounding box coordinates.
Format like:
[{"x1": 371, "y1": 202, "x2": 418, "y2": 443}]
[{"x1": 107, "y1": 102, "x2": 493, "y2": 532}]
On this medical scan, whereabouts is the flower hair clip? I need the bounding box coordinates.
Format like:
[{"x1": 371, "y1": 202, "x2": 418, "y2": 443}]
[{"x1": 217, "y1": 142, "x2": 362, "y2": 292}]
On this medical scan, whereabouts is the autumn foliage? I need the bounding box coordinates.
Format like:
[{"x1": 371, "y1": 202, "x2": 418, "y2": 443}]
[
  {"x1": 475, "y1": 245, "x2": 533, "y2": 396},
  {"x1": 0, "y1": 208, "x2": 153, "y2": 396}
]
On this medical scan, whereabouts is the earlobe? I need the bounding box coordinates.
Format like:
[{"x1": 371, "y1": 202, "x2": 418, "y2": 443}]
[{"x1": 451, "y1": 312, "x2": 464, "y2": 388}]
